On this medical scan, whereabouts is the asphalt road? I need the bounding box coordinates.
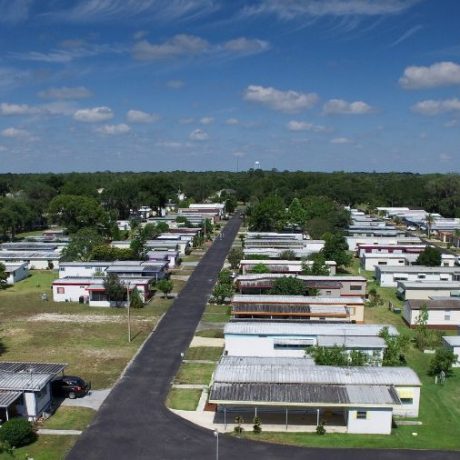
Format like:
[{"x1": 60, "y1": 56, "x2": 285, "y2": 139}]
[{"x1": 68, "y1": 214, "x2": 459, "y2": 460}]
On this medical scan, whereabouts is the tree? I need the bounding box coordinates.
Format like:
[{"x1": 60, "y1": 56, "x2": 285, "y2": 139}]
[
  {"x1": 0, "y1": 262, "x2": 8, "y2": 289},
  {"x1": 428, "y1": 348, "x2": 458, "y2": 377},
  {"x1": 61, "y1": 228, "x2": 105, "y2": 262},
  {"x1": 218, "y1": 269, "x2": 233, "y2": 285},
  {"x1": 320, "y1": 232, "x2": 352, "y2": 268},
  {"x1": 379, "y1": 327, "x2": 410, "y2": 366},
  {"x1": 48, "y1": 194, "x2": 110, "y2": 233},
  {"x1": 130, "y1": 287, "x2": 144, "y2": 309},
  {"x1": 250, "y1": 263, "x2": 270, "y2": 274},
  {"x1": 228, "y1": 247, "x2": 244, "y2": 269},
  {"x1": 269, "y1": 276, "x2": 305, "y2": 295},
  {"x1": 367, "y1": 288, "x2": 384, "y2": 308},
  {"x1": 287, "y1": 198, "x2": 307, "y2": 230},
  {"x1": 103, "y1": 273, "x2": 126, "y2": 305},
  {"x1": 212, "y1": 282, "x2": 234, "y2": 304},
  {"x1": 225, "y1": 196, "x2": 237, "y2": 214},
  {"x1": 0, "y1": 418, "x2": 37, "y2": 447},
  {"x1": 142, "y1": 223, "x2": 161, "y2": 240},
  {"x1": 302, "y1": 253, "x2": 329, "y2": 275},
  {"x1": 156, "y1": 279, "x2": 173, "y2": 298},
  {"x1": 425, "y1": 213, "x2": 434, "y2": 239},
  {"x1": 307, "y1": 346, "x2": 349, "y2": 366},
  {"x1": 416, "y1": 246, "x2": 441, "y2": 266},
  {"x1": 279, "y1": 250, "x2": 296, "y2": 260},
  {"x1": 248, "y1": 195, "x2": 286, "y2": 232}
]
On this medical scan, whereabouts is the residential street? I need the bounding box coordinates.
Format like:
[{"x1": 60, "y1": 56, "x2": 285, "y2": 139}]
[{"x1": 68, "y1": 213, "x2": 459, "y2": 460}]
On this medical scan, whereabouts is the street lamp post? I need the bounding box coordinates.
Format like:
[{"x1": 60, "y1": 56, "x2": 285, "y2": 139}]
[{"x1": 213, "y1": 429, "x2": 219, "y2": 460}]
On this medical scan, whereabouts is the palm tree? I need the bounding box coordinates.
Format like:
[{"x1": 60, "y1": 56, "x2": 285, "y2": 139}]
[
  {"x1": 454, "y1": 229, "x2": 460, "y2": 248},
  {"x1": 425, "y1": 213, "x2": 434, "y2": 239}
]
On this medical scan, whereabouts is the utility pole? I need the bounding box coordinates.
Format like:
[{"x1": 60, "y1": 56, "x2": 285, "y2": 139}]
[{"x1": 127, "y1": 283, "x2": 131, "y2": 343}]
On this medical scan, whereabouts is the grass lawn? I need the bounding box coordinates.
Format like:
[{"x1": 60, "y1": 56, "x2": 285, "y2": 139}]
[
  {"x1": 0, "y1": 435, "x2": 78, "y2": 460},
  {"x1": 174, "y1": 363, "x2": 215, "y2": 385},
  {"x1": 0, "y1": 271, "x2": 171, "y2": 389},
  {"x1": 41, "y1": 407, "x2": 96, "y2": 431},
  {"x1": 202, "y1": 304, "x2": 231, "y2": 323},
  {"x1": 182, "y1": 254, "x2": 203, "y2": 263},
  {"x1": 166, "y1": 388, "x2": 202, "y2": 410},
  {"x1": 185, "y1": 346, "x2": 223, "y2": 361},
  {"x1": 195, "y1": 329, "x2": 224, "y2": 338}
]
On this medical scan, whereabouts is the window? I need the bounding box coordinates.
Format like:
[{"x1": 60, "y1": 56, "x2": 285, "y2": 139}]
[
  {"x1": 60, "y1": 267, "x2": 65, "y2": 271},
  {"x1": 57, "y1": 287, "x2": 65, "y2": 294},
  {"x1": 325, "y1": 290, "x2": 332, "y2": 295},
  {"x1": 444, "y1": 311, "x2": 451, "y2": 321},
  {"x1": 417, "y1": 274, "x2": 426, "y2": 279},
  {"x1": 378, "y1": 261, "x2": 387, "y2": 265},
  {"x1": 400, "y1": 398, "x2": 413, "y2": 405},
  {"x1": 356, "y1": 411, "x2": 367, "y2": 419},
  {"x1": 350, "y1": 285, "x2": 362, "y2": 291}
]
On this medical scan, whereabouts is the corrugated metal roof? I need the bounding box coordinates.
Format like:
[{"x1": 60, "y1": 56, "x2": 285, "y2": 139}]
[
  {"x1": 214, "y1": 357, "x2": 421, "y2": 386},
  {"x1": 0, "y1": 362, "x2": 66, "y2": 374},
  {"x1": 0, "y1": 251, "x2": 61, "y2": 259},
  {"x1": 377, "y1": 266, "x2": 460, "y2": 274},
  {"x1": 0, "y1": 390, "x2": 22, "y2": 408},
  {"x1": 232, "y1": 295, "x2": 364, "y2": 305},
  {"x1": 225, "y1": 322, "x2": 398, "y2": 337},
  {"x1": 209, "y1": 383, "x2": 399, "y2": 406},
  {"x1": 407, "y1": 299, "x2": 460, "y2": 310},
  {"x1": 399, "y1": 281, "x2": 460, "y2": 289},
  {"x1": 308, "y1": 305, "x2": 347, "y2": 315},
  {"x1": 317, "y1": 336, "x2": 386, "y2": 349},
  {"x1": 236, "y1": 274, "x2": 366, "y2": 282}
]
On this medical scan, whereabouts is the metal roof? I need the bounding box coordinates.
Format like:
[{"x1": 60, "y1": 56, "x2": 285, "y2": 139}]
[
  {"x1": 443, "y1": 336, "x2": 460, "y2": 346},
  {"x1": 1, "y1": 243, "x2": 59, "y2": 251},
  {"x1": 225, "y1": 322, "x2": 398, "y2": 337},
  {"x1": 398, "y1": 281, "x2": 460, "y2": 289},
  {"x1": 0, "y1": 251, "x2": 61, "y2": 259},
  {"x1": 232, "y1": 295, "x2": 364, "y2": 305},
  {"x1": 317, "y1": 336, "x2": 386, "y2": 349},
  {"x1": 4, "y1": 263, "x2": 28, "y2": 272},
  {"x1": 214, "y1": 357, "x2": 421, "y2": 386},
  {"x1": 376, "y1": 266, "x2": 460, "y2": 274},
  {"x1": 407, "y1": 299, "x2": 460, "y2": 310},
  {"x1": 0, "y1": 390, "x2": 22, "y2": 408},
  {"x1": 236, "y1": 274, "x2": 366, "y2": 282},
  {"x1": 0, "y1": 362, "x2": 66, "y2": 391},
  {"x1": 308, "y1": 305, "x2": 347, "y2": 315}
]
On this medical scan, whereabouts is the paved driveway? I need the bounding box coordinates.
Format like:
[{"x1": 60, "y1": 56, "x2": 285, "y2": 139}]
[{"x1": 68, "y1": 213, "x2": 458, "y2": 460}]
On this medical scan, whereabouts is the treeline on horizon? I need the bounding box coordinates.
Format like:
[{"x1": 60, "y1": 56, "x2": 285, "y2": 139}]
[{"x1": 0, "y1": 170, "x2": 459, "y2": 237}]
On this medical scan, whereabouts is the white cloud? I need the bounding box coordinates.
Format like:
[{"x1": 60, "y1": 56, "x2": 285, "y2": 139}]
[
  {"x1": 323, "y1": 98, "x2": 374, "y2": 115},
  {"x1": 330, "y1": 137, "x2": 353, "y2": 144},
  {"x1": 189, "y1": 129, "x2": 209, "y2": 141},
  {"x1": 399, "y1": 61, "x2": 460, "y2": 89},
  {"x1": 200, "y1": 117, "x2": 214, "y2": 125},
  {"x1": 133, "y1": 35, "x2": 209, "y2": 60},
  {"x1": 126, "y1": 109, "x2": 159, "y2": 123},
  {"x1": 95, "y1": 123, "x2": 131, "y2": 135},
  {"x1": 0, "y1": 103, "x2": 41, "y2": 116},
  {"x1": 74, "y1": 106, "x2": 114, "y2": 122},
  {"x1": 287, "y1": 120, "x2": 329, "y2": 132},
  {"x1": 244, "y1": 85, "x2": 318, "y2": 113},
  {"x1": 226, "y1": 118, "x2": 240, "y2": 125},
  {"x1": 1, "y1": 127, "x2": 31, "y2": 138},
  {"x1": 411, "y1": 98, "x2": 460, "y2": 116},
  {"x1": 244, "y1": 0, "x2": 421, "y2": 20},
  {"x1": 223, "y1": 38, "x2": 270, "y2": 54},
  {"x1": 166, "y1": 79, "x2": 185, "y2": 89},
  {"x1": 38, "y1": 86, "x2": 92, "y2": 100}
]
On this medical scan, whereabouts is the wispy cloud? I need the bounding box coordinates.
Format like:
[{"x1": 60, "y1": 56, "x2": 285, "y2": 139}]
[
  {"x1": 389, "y1": 24, "x2": 422, "y2": 47},
  {"x1": 323, "y1": 98, "x2": 374, "y2": 115},
  {"x1": 95, "y1": 123, "x2": 131, "y2": 135},
  {"x1": 1, "y1": 127, "x2": 35, "y2": 140},
  {"x1": 242, "y1": 0, "x2": 421, "y2": 21},
  {"x1": 0, "y1": 0, "x2": 32, "y2": 24},
  {"x1": 287, "y1": 120, "x2": 330, "y2": 132},
  {"x1": 189, "y1": 129, "x2": 209, "y2": 141},
  {"x1": 399, "y1": 61, "x2": 460, "y2": 89},
  {"x1": 126, "y1": 110, "x2": 159, "y2": 123},
  {"x1": 244, "y1": 85, "x2": 318, "y2": 113},
  {"x1": 411, "y1": 98, "x2": 460, "y2": 115},
  {"x1": 46, "y1": 0, "x2": 218, "y2": 24},
  {"x1": 132, "y1": 34, "x2": 269, "y2": 61},
  {"x1": 166, "y1": 79, "x2": 185, "y2": 89},
  {"x1": 74, "y1": 106, "x2": 114, "y2": 122},
  {"x1": 330, "y1": 136, "x2": 353, "y2": 144},
  {"x1": 38, "y1": 86, "x2": 92, "y2": 100}
]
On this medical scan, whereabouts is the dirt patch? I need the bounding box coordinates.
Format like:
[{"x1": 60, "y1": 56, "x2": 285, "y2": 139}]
[{"x1": 27, "y1": 313, "x2": 150, "y2": 323}]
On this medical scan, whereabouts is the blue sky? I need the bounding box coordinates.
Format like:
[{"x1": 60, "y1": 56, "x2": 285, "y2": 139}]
[{"x1": 0, "y1": 0, "x2": 459, "y2": 173}]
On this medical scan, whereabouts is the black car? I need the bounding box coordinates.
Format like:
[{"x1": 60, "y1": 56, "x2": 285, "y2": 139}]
[{"x1": 51, "y1": 376, "x2": 91, "y2": 399}]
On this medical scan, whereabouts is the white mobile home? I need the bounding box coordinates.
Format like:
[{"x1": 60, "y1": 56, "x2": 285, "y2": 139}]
[
  {"x1": 396, "y1": 281, "x2": 460, "y2": 301},
  {"x1": 239, "y1": 259, "x2": 336, "y2": 275},
  {"x1": 346, "y1": 236, "x2": 421, "y2": 252},
  {"x1": 209, "y1": 357, "x2": 421, "y2": 434},
  {"x1": 360, "y1": 253, "x2": 409, "y2": 271},
  {"x1": 3, "y1": 263, "x2": 29, "y2": 285},
  {"x1": 403, "y1": 299, "x2": 460, "y2": 329},
  {"x1": 0, "y1": 251, "x2": 61, "y2": 270},
  {"x1": 442, "y1": 336, "x2": 460, "y2": 366},
  {"x1": 375, "y1": 266, "x2": 460, "y2": 288},
  {"x1": 224, "y1": 322, "x2": 396, "y2": 362}
]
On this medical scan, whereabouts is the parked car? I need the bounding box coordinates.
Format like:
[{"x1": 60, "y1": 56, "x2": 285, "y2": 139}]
[{"x1": 51, "y1": 376, "x2": 91, "y2": 399}]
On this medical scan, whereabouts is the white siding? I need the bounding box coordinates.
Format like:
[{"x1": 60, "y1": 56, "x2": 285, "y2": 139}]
[
  {"x1": 378, "y1": 271, "x2": 455, "y2": 288},
  {"x1": 347, "y1": 408, "x2": 393, "y2": 434},
  {"x1": 394, "y1": 387, "x2": 420, "y2": 417},
  {"x1": 53, "y1": 283, "x2": 89, "y2": 302}
]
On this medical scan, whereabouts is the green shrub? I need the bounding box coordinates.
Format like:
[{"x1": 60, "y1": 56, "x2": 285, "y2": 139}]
[
  {"x1": 316, "y1": 421, "x2": 326, "y2": 435},
  {"x1": 0, "y1": 418, "x2": 37, "y2": 447}
]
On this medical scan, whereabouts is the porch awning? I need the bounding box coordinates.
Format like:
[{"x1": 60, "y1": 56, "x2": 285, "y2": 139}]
[{"x1": 0, "y1": 390, "x2": 22, "y2": 408}]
